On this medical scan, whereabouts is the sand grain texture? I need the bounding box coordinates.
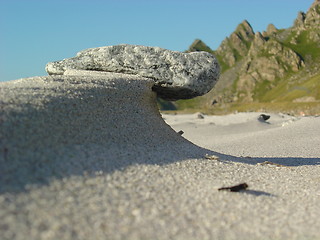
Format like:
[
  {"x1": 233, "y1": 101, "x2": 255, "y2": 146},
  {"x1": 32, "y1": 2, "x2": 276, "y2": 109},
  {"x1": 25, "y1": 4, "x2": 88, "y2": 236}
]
[{"x1": 1, "y1": 74, "x2": 320, "y2": 240}]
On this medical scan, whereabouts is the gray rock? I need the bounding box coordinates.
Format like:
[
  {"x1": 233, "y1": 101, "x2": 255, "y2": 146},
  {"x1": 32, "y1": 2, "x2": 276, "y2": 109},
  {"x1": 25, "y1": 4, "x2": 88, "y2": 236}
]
[
  {"x1": 258, "y1": 114, "x2": 271, "y2": 122},
  {"x1": 46, "y1": 44, "x2": 220, "y2": 100},
  {"x1": 197, "y1": 113, "x2": 205, "y2": 119}
]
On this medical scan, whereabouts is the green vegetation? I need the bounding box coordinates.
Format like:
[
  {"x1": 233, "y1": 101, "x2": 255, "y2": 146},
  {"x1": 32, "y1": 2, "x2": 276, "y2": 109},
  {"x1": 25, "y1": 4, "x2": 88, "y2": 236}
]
[
  {"x1": 157, "y1": 98, "x2": 177, "y2": 110},
  {"x1": 165, "y1": 3, "x2": 320, "y2": 116},
  {"x1": 316, "y1": 4, "x2": 320, "y2": 14},
  {"x1": 255, "y1": 73, "x2": 320, "y2": 103},
  {"x1": 214, "y1": 102, "x2": 320, "y2": 116},
  {"x1": 253, "y1": 80, "x2": 273, "y2": 101},
  {"x1": 164, "y1": 102, "x2": 320, "y2": 116},
  {"x1": 214, "y1": 54, "x2": 230, "y2": 73},
  {"x1": 174, "y1": 97, "x2": 204, "y2": 110},
  {"x1": 188, "y1": 39, "x2": 214, "y2": 53},
  {"x1": 282, "y1": 30, "x2": 320, "y2": 60}
]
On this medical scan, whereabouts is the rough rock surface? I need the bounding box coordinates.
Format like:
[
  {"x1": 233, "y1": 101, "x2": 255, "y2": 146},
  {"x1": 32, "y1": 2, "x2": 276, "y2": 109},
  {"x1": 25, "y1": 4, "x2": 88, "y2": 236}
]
[
  {"x1": 188, "y1": 0, "x2": 320, "y2": 105},
  {"x1": 215, "y1": 20, "x2": 255, "y2": 68},
  {"x1": 46, "y1": 44, "x2": 220, "y2": 100}
]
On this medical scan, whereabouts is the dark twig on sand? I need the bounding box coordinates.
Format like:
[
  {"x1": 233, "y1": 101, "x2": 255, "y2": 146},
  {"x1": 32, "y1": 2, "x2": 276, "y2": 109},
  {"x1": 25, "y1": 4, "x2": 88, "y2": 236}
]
[{"x1": 218, "y1": 183, "x2": 249, "y2": 192}]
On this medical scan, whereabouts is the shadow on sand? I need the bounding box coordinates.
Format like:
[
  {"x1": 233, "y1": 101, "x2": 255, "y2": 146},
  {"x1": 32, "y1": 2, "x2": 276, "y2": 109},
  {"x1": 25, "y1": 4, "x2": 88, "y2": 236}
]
[
  {"x1": 1, "y1": 143, "x2": 319, "y2": 194},
  {"x1": 1, "y1": 76, "x2": 319, "y2": 194}
]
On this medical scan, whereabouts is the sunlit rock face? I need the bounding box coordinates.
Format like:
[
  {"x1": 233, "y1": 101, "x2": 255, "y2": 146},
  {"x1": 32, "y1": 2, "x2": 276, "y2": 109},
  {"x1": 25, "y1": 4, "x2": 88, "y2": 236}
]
[{"x1": 46, "y1": 44, "x2": 220, "y2": 100}]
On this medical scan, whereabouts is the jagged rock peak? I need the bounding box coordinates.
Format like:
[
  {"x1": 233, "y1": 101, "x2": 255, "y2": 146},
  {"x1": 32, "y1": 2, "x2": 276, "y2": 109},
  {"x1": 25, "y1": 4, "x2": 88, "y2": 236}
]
[
  {"x1": 188, "y1": 39, "x2": 213, "y2": 53},
  {"x1": 215, "y1": 20, "x2": 255, "y2": 68},
  {"x1": 191, "y1": 39, "x2": 203, "y2": 46},
  {"x1": 266, "y1": 24, "x2": 278, "y2": 35},
  {"x1": 305, "y1": 0, "x2": 320, "y2": 27},
  {"x1": 294, "y1": 0, "x2": 320, "y2": 28},
  {"x1": 237, "y1": 20, "x2": 253, "y2": 31},
  {"x1": 294, "y1": 11, "x2": 306, "y2": 28},
  {"x1": 310, "y1": 0, "x2": 320, "y2": 8},
  {"x1": 253, "y1": 32, "x2": 266, "y2": 47},
  {"x1": 235, "y1": 20, "x2": 255, "y2": 41}
]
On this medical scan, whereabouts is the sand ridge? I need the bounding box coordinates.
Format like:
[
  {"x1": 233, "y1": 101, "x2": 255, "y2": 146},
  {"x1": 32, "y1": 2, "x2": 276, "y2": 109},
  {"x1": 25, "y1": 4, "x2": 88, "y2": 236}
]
[{"x1": 1, "y1": 74, "x2": 320, "y2": 239}]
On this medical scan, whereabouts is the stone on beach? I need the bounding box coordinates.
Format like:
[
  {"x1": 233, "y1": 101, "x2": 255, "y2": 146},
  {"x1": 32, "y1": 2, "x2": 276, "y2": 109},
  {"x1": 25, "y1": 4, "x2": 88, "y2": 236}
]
[
  {"x1": 0, "y1": 44, "x2": 221, "y2": 239},
  {"x1": 45, "y1": 44, "x2": 220, "y2": 100}
]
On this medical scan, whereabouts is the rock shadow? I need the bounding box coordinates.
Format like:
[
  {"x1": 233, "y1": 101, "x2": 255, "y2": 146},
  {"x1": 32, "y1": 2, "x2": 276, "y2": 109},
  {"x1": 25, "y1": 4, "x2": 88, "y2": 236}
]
[{"x1": 1, "y1": 75, "x2": 319, "y2": 194}]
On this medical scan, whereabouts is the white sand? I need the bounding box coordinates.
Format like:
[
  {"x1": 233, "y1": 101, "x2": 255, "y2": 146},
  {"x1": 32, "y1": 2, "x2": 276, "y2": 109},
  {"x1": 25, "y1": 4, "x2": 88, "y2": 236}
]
[
  {"x1": 163, "y1": 112, "x2": 320, "y2": 158},
  {"x1": 1, "y1": 75, "x2": 320, "y2": 239}
]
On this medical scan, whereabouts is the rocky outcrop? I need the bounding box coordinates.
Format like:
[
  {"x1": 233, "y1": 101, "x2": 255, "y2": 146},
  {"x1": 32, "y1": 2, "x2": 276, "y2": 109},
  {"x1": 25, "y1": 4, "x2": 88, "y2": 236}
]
[
  {"x1": 183, "y1": 0, "x2": 320, "y2": 106},
  {"x1": 266, "y1": 24, "x2": 278, "y2": 35},
  {"x1": 46, "y1": 44, "x2": 220, "y2": 101},
  {"x1": 188, "y1": 39, "x2": 214, "y2": 53},
  {"x1": 242, "y1": 35, "x2": 304, "y2": 78},
  {"x1": 214, "y1": 24, "x2": 304, "y2": 102},
  {"x1": 235, "y1": 36, "x2": 305, "y2": 101},
  {"x1": 215, "y1": 20, "x2": 255, "y2": 68},
  {"x1": 293, "y1": 1, "x2": 320, "y2": 29},
  {"x1": 294, "y1": 11, "x2": 307, "y2": 29},
  {"x1": 292, "y1": 0, "x2": 320, "y2": 43},
  {"x1": 304, "y1": 0, "x2": 320, "y2": 28}
]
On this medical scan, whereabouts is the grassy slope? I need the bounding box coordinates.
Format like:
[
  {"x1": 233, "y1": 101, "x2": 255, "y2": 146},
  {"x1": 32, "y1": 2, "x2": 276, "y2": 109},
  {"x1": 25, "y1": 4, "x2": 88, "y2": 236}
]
[
  {"x1": 162, "y1": 25, "x2": 320, "y2": 115},
  {"x1": 262, "y1": 73, "x2": 320, "y2": 102},
  {"x1": 255, "y1": 28, "x2": 320, "y2": 103}
]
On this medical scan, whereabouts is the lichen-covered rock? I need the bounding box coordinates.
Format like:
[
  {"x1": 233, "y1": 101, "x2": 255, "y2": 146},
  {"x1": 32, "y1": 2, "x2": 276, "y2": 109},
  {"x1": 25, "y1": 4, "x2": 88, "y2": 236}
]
[{"x1": 46, "y1": 44, "x2": 220, "y2": 100}]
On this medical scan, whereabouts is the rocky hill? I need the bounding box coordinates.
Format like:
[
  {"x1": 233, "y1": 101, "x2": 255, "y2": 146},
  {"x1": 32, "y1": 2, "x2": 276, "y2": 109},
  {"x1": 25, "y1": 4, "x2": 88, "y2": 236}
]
[{"x1": 174, "y1": 0, "x2": 320, "y2": 115}]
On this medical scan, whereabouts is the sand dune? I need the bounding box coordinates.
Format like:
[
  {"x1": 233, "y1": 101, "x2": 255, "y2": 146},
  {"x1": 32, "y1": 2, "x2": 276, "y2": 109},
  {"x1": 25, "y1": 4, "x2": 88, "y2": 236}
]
[{"x1": 1, "y1": 74, "x2": 320, "y2": 240}]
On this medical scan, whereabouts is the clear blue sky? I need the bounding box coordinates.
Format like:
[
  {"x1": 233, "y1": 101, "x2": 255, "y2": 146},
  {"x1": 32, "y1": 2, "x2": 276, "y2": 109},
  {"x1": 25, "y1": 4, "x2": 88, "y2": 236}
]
[{"x1": 0, "y1": 0, "x2": 314, "y2": 82}]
